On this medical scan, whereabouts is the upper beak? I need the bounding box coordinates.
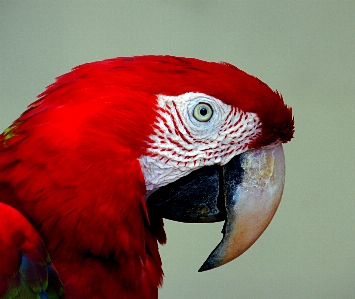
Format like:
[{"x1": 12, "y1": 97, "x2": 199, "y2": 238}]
[{"x1": 146, "y1": 144, "x2": 285, "y2": 271}]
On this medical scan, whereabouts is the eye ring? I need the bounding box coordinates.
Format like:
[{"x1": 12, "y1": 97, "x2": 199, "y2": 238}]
[{"x1": 193, "y1": 102, "x2": 213, "y2": 122}]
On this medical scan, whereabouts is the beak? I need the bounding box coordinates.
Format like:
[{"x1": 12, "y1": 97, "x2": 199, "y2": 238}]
[{"x1": 146, "y1": 144, "x2": 285, "y2": 271}]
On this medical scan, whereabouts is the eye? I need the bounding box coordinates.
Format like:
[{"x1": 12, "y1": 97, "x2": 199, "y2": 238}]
[{"x1": 193, "y1": 103, "x2": 213, "y2": 122}]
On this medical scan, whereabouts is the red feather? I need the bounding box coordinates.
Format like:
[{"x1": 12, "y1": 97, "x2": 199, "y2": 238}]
[{"x1": 0, "y1": 203, "x2": 63, "y2": 297}]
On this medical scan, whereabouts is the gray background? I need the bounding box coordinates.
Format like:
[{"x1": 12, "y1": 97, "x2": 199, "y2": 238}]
[{"x1": 1, "y1": 1, "x2": 354, "y2": 298}]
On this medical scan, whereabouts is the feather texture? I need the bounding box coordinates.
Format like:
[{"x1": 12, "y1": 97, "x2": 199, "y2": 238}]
[{"x1": 0, "y1": 203, "x2": 64, "y2": 299}]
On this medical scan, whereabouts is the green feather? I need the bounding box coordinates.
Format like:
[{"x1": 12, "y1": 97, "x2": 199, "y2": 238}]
[{"x1": 3, "y1": 125, "x2": 17, "y2": 141}]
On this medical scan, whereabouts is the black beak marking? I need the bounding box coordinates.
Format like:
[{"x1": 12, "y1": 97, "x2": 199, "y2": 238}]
[{"x1": 146, "y1": 154, "x2": 244, "y2": 224}]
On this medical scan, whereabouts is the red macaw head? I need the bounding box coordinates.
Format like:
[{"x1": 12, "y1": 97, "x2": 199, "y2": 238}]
[{"x1": 0, "y1": 55, "x2": 294, "y2": 298}]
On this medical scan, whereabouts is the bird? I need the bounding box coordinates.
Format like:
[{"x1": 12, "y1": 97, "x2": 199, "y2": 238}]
[{"x1": 0, "y1": 55, "x2": 294, "y2": 299}]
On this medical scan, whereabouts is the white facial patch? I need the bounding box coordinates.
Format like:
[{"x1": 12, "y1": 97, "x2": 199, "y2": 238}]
[{"x1": 139, "y1": 92, "x2": 262, "y2": 194}]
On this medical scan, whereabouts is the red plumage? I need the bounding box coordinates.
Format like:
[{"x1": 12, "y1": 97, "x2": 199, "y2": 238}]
[{"x1": 0, "y1": 56, "x2": 293, "y2": 298}]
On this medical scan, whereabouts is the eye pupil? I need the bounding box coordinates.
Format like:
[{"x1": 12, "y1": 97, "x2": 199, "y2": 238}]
[{"x1": 200, "y1": 107, "x2": 208, "y2": 116}]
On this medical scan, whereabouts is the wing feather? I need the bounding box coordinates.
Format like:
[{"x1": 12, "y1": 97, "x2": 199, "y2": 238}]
[{"x1": 0, "y1": 203, "x2": 64, "y2": 299}]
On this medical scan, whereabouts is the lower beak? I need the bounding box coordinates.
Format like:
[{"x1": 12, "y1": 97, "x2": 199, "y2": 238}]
[{"x1": 147, "y1": 144, "x2": 285, "y2": 271}]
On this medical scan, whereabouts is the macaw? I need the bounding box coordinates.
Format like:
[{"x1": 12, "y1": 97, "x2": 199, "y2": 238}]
[{"x1": 0, "y1": 56, "x2": 294, "y2": 299}]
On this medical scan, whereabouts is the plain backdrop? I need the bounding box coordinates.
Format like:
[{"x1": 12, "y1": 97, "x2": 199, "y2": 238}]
[{"x1": 1, "y1": 1, "x2": 354, "y2": 299}]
